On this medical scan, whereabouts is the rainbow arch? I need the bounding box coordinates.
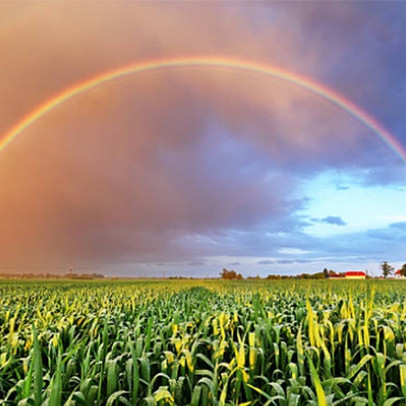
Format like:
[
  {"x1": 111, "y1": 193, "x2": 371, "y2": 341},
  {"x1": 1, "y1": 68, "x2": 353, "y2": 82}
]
[{"x1": 1, "y1": 56, "x2": 406, "y2": 163}]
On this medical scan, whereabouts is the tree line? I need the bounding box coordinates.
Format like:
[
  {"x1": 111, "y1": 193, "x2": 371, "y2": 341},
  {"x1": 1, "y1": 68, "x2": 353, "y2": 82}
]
[
  {"x1": 0, "y1": 272, "x2": 105, "y2": 279},
  {"x1": 381, "y1": 262, "x2": 406, "y2": 278},
  {"x1": 220, "y1": 263, "x2": 406, "y2": 280}
]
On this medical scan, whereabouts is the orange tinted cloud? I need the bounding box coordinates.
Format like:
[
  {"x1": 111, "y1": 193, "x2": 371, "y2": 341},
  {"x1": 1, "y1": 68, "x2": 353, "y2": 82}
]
[{"x1": 0, "y1": 2, "x2": 403, "y2": 273}]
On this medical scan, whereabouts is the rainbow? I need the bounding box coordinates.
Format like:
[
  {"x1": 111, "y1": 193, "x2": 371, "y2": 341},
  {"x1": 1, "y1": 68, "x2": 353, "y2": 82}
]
[{"x1": 1, "y1": 56, "x2": 406, "y2": 163}]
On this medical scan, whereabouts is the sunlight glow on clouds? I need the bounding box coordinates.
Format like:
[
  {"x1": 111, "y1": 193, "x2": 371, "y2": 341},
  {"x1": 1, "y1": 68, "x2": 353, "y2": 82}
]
[{"x1": 0, "y1": 2, "x2": 405, "y2": 276}]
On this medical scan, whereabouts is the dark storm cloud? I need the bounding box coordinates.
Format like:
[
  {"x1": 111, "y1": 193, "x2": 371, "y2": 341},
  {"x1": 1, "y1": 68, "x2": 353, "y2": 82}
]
[
  {"x1": 265, "y1": 3, "x2": 406, "y2": 188},
  {"x1": 0, "y1": 2, "x2": 405, "y2": 274}
]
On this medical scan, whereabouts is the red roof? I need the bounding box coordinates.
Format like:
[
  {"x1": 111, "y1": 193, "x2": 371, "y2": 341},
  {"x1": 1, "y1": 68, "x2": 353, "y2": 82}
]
[
  {"x1": 345, "y1": 271, "x2": 366, "y2": 276},
  {"x1": 395, "y1": 270, "x2": 401, "y2": 275}
]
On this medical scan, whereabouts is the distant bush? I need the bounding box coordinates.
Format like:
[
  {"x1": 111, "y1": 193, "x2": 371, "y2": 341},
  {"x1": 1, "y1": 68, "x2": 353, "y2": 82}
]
[{"x1": 220, "y1": 268, "x2": 243, "y2": 280}]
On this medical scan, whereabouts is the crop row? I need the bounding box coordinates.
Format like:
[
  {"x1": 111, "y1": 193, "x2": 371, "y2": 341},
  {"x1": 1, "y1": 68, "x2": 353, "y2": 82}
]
[{"x1": 0, "y1": 280, "x2": 405, "y2": 405}]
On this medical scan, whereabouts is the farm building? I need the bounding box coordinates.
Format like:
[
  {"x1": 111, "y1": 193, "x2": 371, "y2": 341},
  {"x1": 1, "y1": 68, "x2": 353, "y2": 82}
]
[
  {"x1": 328, "y1": 274, "x2": 345, "y2": 279},
  {"x1": 345, "y1": 271, "x2": 366, "y2": 280},
  {"x1": 395, "y1": 270, "x2": 406, "y2": 279}
]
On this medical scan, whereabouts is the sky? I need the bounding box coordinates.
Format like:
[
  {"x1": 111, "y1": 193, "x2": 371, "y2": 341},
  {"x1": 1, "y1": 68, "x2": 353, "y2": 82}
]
[{"x1": 0, "y1": 2, "x2": 405, "y2": 277}]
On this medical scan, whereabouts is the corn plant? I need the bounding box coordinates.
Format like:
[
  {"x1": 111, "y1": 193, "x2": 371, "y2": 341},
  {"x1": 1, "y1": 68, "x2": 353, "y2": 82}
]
[{"x1": 0, "y1": 279, "x2": 406, "y2": 405}]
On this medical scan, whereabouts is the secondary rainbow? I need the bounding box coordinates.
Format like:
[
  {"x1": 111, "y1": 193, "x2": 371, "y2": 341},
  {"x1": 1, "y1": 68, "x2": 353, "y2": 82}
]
[{"x1": 1, "y1": 56, "x2": 405, "y2": 163}]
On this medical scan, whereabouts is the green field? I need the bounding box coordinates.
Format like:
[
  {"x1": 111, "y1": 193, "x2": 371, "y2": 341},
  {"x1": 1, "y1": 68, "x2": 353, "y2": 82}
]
[{"x1": 1, "y1": 279, "x2": 406, "y2": 405}]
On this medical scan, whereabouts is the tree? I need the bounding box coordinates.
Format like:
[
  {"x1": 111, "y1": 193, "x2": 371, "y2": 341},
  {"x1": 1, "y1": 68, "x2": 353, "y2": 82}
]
[
  {"x1": 220, "y1": 268, "x2": 241, "y2": 280},
  {"x1": 400, "y1": 263, "x2": 406, "y2": 277},
  {"x1": 381, "y1": 261, "x2": 394, "y2": 278},
  {"x1": 323, "y1": 268, "x2": 329, "y2": 278}
]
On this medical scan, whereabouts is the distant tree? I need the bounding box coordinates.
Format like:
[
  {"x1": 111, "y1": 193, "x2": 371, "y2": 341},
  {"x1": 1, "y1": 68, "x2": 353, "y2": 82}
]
[
  {"x1": 298, "y1": 272, "x2": 325, "y2": 279},
  {"x1": 365, "y1": 269, "x2": 372, "y2": 279},
  {"x1": 220, "y1": 268, "x2": 238, "y2": 280},
  {"x1": 266, "y1": 274, "x2": 282, "y2": 280},
  {"x1": 247, "y1": 275, "x2": 260, "y2": 280},
  {"x1": 381, "y1": 261, "x2": 394, "y2": 278},
  {"x1": 400, "y1": 264, "x2": 406, "y2": 277},
  {"x1": 323, "y1": 268, "x2": 329, "y2": 278}
]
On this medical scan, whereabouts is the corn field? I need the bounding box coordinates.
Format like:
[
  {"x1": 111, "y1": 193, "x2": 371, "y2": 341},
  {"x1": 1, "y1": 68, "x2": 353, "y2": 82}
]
[{"x1": 1, "y1": 279, "x2": 406, "y2": 405}]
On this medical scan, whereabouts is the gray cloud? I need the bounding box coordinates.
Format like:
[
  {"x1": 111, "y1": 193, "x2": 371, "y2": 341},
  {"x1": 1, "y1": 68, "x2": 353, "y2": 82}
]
[
  {"x1": 257, "y1": 260, "x2": 274, "y2": 265},
  {"x1": 390, "y1": 222, "x2": 406, "y2": 230},
  {"x1": 274, "y1": 259, "x2": 312, "y2": 265},
  {"x1": 321, "y1": 216, "x2": 347, "y2": 226},
  {"x1": 310, "y1": 216, "x2": 347, "y2": 226},
  {"x1": 187, "y1": 261, "x2": 207, "y2": 266},
  {"x1": 0, "y1": 2, "x2": 404, "y2": 274}
]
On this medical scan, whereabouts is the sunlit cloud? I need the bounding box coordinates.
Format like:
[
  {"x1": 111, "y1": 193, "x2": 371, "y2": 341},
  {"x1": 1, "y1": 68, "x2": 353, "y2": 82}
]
[{"x1": 0, "y1": 2, "x2": 405, "y2": 275}]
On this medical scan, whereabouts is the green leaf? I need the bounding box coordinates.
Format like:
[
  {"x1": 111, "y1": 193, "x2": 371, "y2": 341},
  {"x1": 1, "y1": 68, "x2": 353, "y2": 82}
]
[
  {"x1": 106, "y1": 390, "x2": 129, "y2": 406},
  {"x1": 306, "y1": 354, "x2": 327, "y2": 406}
]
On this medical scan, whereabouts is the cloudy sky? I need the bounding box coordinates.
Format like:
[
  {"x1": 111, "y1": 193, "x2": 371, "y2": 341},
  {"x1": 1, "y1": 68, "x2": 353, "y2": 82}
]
[{"x1": 0, "y1": 2, "x2": 405, "y2": 277}]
